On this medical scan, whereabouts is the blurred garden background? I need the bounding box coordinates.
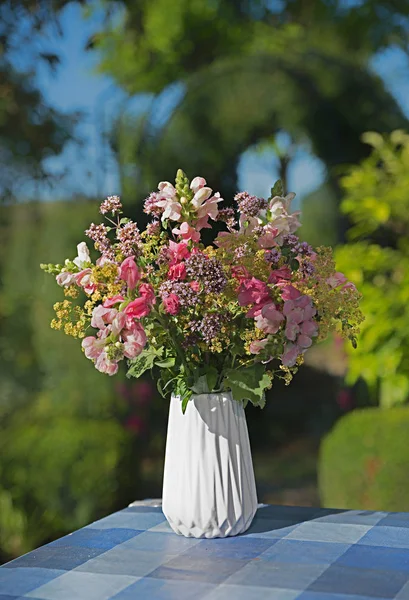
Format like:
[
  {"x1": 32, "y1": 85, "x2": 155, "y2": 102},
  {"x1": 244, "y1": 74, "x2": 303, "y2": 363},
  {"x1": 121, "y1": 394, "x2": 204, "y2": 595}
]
[{"x1": 1, "y1": 0, "x2": 409, "y2": 563}]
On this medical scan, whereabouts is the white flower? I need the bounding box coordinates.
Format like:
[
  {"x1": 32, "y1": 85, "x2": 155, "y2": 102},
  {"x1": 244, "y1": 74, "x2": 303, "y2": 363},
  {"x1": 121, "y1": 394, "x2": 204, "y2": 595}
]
[{"x1": 73, "y1": 242, "x2": 91, "y2": 269}]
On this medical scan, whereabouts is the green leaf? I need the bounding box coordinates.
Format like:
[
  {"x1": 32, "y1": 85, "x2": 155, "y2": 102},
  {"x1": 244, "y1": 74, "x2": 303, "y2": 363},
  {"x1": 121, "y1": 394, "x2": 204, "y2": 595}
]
[
  {"x1": 119, "y1": 217, "x2": 130, "y2": 224},
  {"x1": 270, "y1": 179, "x2": 283, "y2": 199},
  {"x1": 174, "y1": 376, "x2": 192, "y2": 414},
  {"x1": 155, "y1": 356, "x2": 176, "y2": 368},
  {"x1": 126, "y1": 346, "x2": 161, "y2": 379},
  {"x1": 190, "y1": 366, "x2": 219, "y2": 394},
  {"x1": 223, "y1": 364, "x2": 270, "y2": 408}
]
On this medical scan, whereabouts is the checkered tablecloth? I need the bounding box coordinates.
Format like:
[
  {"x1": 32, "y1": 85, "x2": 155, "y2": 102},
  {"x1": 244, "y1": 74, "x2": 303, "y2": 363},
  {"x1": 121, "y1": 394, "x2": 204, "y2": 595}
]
[{"x1": 2, "y1": 502, "x2": 409, "y2": 600}]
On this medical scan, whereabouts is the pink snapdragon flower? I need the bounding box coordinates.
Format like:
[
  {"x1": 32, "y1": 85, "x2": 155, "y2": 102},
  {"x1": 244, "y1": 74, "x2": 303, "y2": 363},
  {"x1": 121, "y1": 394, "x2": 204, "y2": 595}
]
[
  {"x1": 120, "y1": 257, "x2": 140, "y2": 290},
  {"x1": 155, "y1": 181, "x2": 182, "y2": 222},
  {"x1": 172, "y1": 222, "x2": 200, "y2": 243},
  {"x1": 163, "y1": 293, "x2": 180, "y2": 315},
  {"x1": 168, "y1": 241, "x2": 190, "y2": 265},
  {"x1": 91, "y1": 305, "x2": 118, "y2": 329},
  {"x1": 75, "y1": 268, "x2": 96, "y2": 295},
  {"x1": 139, "y1": 283, "x2": 156, "y2": 305},
  {"x1": 56, "y1": 271, "x2": 76, "y2": 287},
  {"x1": 124, "y1": 297, "x2": 151, "y2": 319},
  {"x1": 122, "y1": 323, "x2": 147, "y2": 359},
  {"x1": 249, "y1": 338, "x2": 269, "y2": 354},
  {"x1": 268, "y1": 265, "x2": 292, "y2": 284},
  {"x1": 256, "y1": 303, "x2": 285, "y2": 334},
  {"x1": 103, "y1": 295, "x2": 125, "y2": 308},
  {"x1": 280, "y1": 294, "x2": 318, "y2": 366},
  {"x1": 238, "y1": 277, "x2": 271, "y2": 316},
  {"x1": 95, "y1": 352, "x2": 119, "y2": 376},
  {"x1": 327, "y1": 272, "x2": 347, "y2": 289},
  {"x1": 82, "y1": 334, "x2": 107, "y2": 360},
  {"x1": 168, "y1": 263, "x2": 187, "y2": 280}
]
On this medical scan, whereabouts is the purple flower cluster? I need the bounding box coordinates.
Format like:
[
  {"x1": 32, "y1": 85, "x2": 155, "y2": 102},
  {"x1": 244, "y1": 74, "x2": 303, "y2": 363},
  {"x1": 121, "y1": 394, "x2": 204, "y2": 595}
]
[
  {"x1": 234, "y1": 244, "x2": 250, "y2": 260},
  {"x1": 85, "y1": 223, "x2": 114, "y2": 258},
  {"x1": 159, "y1": 281, "x2": 200, "y2": 306},
  {"x1": 144, "y1": 193, "x2": 163, "y2": 217},
  {"x1": 265, "y1": 248, "x2": 281, "y2": 264},
  {"x1": 234, "y1": 191, "x2": 267, "y2": 217},
  {"x1": 100, "y1": 195, "x2": 122, "y2": 215},
  {"x1": 283, "y1": 234, "x2": 313, "y2": 257},
  {"x1": 146, "y1": 220, "x2": 161, "y2": 236},
  {"x1": 188, "y1": 314, "x2": 226, "y2": 343},
  {"x1": 117, "y1": 222, "x2": 142, "y2": 258},
  {"x1": 198, "y1": 313, "x2": 227, "y2": 343},
  {"x1": 185, "y1": 254, "x2": 227, "y2": 294},
  {"x1": 216, "y1": 207, "x2": 237, "y2": 230}
]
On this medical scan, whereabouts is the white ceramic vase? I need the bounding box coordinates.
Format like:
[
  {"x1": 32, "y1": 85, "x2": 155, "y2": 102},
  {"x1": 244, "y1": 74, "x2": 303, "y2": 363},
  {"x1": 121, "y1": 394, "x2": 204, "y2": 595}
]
[{"x1": 162, "y1": 391, "x2": 258, "y2": 538}]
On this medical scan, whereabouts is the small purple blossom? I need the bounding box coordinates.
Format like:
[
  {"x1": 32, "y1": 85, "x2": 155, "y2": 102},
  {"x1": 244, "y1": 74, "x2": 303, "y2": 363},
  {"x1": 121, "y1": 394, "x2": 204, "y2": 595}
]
[
  {"x1": 146, "y1": 220, "x2": 161, "y2": 236},
  {"x1": 100, "y1": 195, "x2": 122, "y2": 215},
  {"x1": 117, "y1": 222, "x2": 142, "y2": 258},
  {"x1": 159, "y1": 281, "x2": 200, "y2": 306},
  {"x1": 196, "y1": 313, "x2": 227, "y2": 343},
  {"x1": 144, "y1": 193, "x2": 163, "y2": 217},
  {"x1": 265, "y1": 248, "x2": 281, "y2": 264},
  {"x1": 216, "y1": 207, "x2": 237, "y2": 230},
  {"x1": 234, "y1": 244, "x2": 250, "y2": 260},
  {"x1": 234, "y1": 191, "x2": 267, "y2": 217},
  {"x1": 85, "y1": 223, "x2": 114, "y2": 258},
  {"x1": 185, "y1": 254, "x2": 227, "y2": 294}
]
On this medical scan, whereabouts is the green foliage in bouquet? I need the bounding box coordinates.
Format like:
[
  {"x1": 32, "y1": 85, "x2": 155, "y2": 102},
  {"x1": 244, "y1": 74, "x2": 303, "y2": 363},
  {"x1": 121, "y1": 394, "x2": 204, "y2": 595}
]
[
  {"x1": 41, "y1": 171, "x2": 363, "y2": 412},
  {"x1": 319, "y1": 406, "x2": 409, "y2": 512},
  {"x1": 336, "y1": 130, "x2": 409, "y2": 407}
]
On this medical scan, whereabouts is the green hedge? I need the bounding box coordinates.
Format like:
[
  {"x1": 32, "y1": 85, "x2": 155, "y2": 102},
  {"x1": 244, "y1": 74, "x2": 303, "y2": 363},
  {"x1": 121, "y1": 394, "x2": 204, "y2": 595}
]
[{"x1": 319, "y1": 407, "x2": 409, "y2": 512}]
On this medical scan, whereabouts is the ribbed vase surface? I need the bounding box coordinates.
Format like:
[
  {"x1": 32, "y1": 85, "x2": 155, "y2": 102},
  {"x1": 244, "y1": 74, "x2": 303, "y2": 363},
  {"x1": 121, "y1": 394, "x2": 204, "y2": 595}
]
[{"x1": 162, "y1": 392, "x2": 258, "y2": 538}]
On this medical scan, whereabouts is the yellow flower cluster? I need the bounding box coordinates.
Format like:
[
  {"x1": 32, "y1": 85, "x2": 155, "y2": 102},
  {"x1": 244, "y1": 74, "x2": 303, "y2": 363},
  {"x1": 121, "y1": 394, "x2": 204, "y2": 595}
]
[
  {"x1": 50, "y1": 300, "x2": 87, "y2": 339},
  {"x1": 297, "y1": 247, "x2": 364, "y2": 343}
]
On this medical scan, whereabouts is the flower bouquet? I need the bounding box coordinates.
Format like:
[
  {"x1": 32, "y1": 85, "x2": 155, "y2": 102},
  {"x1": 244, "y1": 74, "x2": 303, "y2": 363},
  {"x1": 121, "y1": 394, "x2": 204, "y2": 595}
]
[{"x1": 41, "y1": 170, "x2": 363, "y2": 538}]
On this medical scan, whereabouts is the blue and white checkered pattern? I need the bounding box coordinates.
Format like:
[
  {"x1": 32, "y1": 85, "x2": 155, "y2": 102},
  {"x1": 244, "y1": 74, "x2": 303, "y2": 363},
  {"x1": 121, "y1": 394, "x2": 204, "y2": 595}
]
[{"x1": 2, "y1": 503, "x2": 409, "y2": 599}]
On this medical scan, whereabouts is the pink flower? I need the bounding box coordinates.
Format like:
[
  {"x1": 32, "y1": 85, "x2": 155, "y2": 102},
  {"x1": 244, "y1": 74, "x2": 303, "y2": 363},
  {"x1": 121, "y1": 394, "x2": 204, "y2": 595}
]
[
  {"x1": 172, "y1": 222, "x2": 201, "y2": 243},
  {"x1": 327, "y1": 272, "x2": 347, "y2": 289},
  {"x1": 258, "y1": 225, "x2": 279, "y2": 249},
  {"x1": 238, "y1": 278, "x2": 270, "y2": 307},
  {"x1": 257, "y1": 303, "x2": 285, "y2": 333},
  {"x1": 168, "y1": 263, "x2": 187, "y2": 280},
  {"x1": 139, "y1": 283, "x2": 156, "y2": 305},
  {"x1": 56, "y1": 272, "x2": 76, "y2": 287},
  {"x1": 298, "y1": 334, "x2": 313, "y2": 349},
  {"x1": 190, "y1": 281, "x2": 201, "y2": 292},
  {"x1": 196, "y1": 192, "x2": 223, "y2": 222},
  {"x1": 82, "y1": 335, "x2": 106, "y2": 360},
  {"x1": 75, "y1": 268, "x2": 96, "y2": 295},
  {"x1": 103, "y1": 294, "x2": 125, "y2": 308},
  {"x1": 341, "y1": 282, "x2": 357, "y2": 292},
  {"x1": 268, "y1": 265, "x2": 292, "y2": 284},
  {"x1": 231, "y1": 265, "x2": 250, "y2": 282},
  {"x1": 111, "y1": 312, "x2": 127, "y2": 336},
  {"x1": 120, "y1": 257, "x2": 140, "y2": 290},
  {"x1": 168, "y1": 241, "x2": 190, "y2": 265},
  {"x1": 163, "y1": 293, "x2": 180, "y2": 315},
  {"x1": 282, "y1": 343, "x2": 300, "y2": 367},
  {"x1": 95, "y1": 352, "x2": 118, "y2": 376},
  {"x1": 280, "y1": 285, "x2": 302, "y2": 301},
  {"x1": 190, "y1": 176, "x2": 207, "y2": 193},
  {"x1": 249, "y1": 338, "x2": 269, "y2": 354},
  {"x1": 122, "y1": 324, "x2": 147, "y2": 358},
  {"x1": 156, "y1": 182, "x2": 182, "y2": 222},
  {"x1": 91, "y1": 305, "x2": 117, "y2": 329},
  {"x1": 124, "y1": 297, "x2": 151, "y2": 319}
]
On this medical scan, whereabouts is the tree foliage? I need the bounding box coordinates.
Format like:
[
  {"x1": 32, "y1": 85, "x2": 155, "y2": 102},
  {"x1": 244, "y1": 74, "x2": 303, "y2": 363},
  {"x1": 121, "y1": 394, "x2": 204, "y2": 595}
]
[
  {"x1": 0, "y1": 0, "x2": 83, "y2": 200},
  {"x1": 92, "y1": 0, "x2": 409, "y2": 211},
  {"x1": 336, "y1": 130, "x2": 409, "y2": 407}
]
